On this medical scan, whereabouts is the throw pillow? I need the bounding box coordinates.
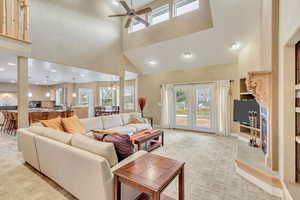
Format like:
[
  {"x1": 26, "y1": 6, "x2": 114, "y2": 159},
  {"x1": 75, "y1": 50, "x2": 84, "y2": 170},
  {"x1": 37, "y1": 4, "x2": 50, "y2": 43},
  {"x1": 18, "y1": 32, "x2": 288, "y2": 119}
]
[
  {"x1": 62, "y1": 115, "x2": 86, "y2": 134},
  {"x1": 129, "y1": 117, "x2": 143, "y2": 124},
  {"x1": 93, "y1": 132, "x2": 134, "y2": 161},
  {"x1": 40, "y1": 117, "x2": 64, "y2": 131}
]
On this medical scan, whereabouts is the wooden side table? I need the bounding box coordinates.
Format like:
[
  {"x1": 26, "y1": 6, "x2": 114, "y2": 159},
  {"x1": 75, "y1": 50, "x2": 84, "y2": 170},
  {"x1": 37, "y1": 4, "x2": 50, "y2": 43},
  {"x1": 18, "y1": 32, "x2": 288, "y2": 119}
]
[{"x1": 113, "y1": 153, "x2": 185, "y2": 200}]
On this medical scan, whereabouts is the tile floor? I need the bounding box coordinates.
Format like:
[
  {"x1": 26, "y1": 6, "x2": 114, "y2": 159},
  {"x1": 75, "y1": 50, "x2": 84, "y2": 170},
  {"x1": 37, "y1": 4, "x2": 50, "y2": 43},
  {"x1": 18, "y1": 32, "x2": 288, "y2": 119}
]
[{"x1": 0, "y1": 130, "x2": 280, "y2": 200}]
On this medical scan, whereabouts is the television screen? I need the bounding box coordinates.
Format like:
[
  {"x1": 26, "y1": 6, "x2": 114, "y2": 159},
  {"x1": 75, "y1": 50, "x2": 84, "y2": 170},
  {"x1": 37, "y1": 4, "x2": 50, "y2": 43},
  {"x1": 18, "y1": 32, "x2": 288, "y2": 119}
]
[{"x1": 234, "y1": 99, "x2": 260, "y2": 127}]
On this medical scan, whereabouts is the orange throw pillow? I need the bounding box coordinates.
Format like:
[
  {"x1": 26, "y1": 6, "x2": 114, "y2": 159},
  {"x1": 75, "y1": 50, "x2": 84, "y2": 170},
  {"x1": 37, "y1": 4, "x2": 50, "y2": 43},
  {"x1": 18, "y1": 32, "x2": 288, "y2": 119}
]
[
  {"x1": 40, "y1": 117, "x2": 64, "y2": 131},
  {"x1": 129, "y1": 117, "x2": 143, "y2": 124},
  {"x1": 62, "y1": 115, "x2": 86, "y2": 134}
]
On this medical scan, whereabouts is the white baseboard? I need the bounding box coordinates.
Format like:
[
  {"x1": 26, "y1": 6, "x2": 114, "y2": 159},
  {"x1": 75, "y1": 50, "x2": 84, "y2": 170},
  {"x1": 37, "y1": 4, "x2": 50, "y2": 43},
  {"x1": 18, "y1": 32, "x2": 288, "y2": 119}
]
[{"x1": 235, "y1": 163, "x2": 283, "y2": 198}]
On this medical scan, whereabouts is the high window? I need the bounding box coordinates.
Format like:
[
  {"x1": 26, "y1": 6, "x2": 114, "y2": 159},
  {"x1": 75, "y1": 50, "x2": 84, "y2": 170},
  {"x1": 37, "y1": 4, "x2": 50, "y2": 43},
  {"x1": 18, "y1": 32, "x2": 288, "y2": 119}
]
[
  {"x1": 175, "y1": 0, "x2": 199, "y2": 16},
  {"x1": 78, "y1": 88, "x2": 89, "y2": 105},
  {"x1": 129, "y1": 15, "x2": 146, "y2": 33},
  {"x1": 124, "y1": 85, "x2": 135, "y2": 111},
  {"x1": 55, "y1": 88, "x2": 63, "y2": 105},
  {"x1": 150, "y1": 5, "x2": 170, "y2": 25}
]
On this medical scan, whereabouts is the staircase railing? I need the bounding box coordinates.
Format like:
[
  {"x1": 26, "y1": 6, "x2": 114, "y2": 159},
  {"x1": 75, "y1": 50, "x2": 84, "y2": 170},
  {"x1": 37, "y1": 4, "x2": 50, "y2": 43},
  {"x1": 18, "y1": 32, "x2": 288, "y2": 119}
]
[{"x1": 0, "y1": 0, "x2": 30, "y2": 43}]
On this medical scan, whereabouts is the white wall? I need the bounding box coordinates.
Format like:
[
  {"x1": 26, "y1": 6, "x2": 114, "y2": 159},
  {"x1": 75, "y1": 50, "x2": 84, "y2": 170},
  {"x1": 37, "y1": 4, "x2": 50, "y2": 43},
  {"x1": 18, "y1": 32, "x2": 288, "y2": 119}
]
[{"x1": 29, "y1": 0, "x2": 137, "y2": 76}]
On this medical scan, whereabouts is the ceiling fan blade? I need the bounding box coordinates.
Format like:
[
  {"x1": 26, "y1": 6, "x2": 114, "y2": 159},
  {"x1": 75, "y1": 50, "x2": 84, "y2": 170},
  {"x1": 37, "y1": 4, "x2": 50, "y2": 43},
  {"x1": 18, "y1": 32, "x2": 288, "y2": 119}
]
[
  {"x1": 108, "y1": 14, "x2": 128, "y2": 17},
  {"x1": 134, "y1": 16, "x2": 149, "y2": 27},
  {"x1": 120, "y1": 1, "x2": 131, "y2": 12},
  {"x1": 136, "y1": 7, "x2": 152, "y2": 15},
  {"x1": 125, "y1": 18, "x2": 132, "y2": 28}
]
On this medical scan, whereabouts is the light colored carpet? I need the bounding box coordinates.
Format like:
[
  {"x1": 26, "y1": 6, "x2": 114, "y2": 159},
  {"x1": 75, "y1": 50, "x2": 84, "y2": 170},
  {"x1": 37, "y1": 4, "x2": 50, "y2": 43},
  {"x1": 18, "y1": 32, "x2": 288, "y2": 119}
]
[{"x1": 0, "y1": 130, "x2": 280, "y2": 200}]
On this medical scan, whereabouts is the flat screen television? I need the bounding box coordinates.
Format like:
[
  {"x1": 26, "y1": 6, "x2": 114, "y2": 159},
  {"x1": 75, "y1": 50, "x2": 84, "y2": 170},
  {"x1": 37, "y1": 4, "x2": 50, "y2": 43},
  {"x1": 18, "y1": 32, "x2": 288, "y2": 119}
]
[{"x1": 234, "y1": 99, "x2": 260, "y2": 127}]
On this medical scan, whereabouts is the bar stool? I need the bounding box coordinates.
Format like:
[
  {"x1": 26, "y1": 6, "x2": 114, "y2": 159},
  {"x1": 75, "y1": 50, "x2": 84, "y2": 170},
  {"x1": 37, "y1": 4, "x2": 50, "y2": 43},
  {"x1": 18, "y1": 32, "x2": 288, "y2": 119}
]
[
  {"x1": 0, "y1": 111, "x2": 4, "y2": 132},
  {"x1": 1, "y1": 111, "x2": 9, "y2": 133},
  {"x1": 10, "y1": 112, "x2": 18, "y2": 136}
]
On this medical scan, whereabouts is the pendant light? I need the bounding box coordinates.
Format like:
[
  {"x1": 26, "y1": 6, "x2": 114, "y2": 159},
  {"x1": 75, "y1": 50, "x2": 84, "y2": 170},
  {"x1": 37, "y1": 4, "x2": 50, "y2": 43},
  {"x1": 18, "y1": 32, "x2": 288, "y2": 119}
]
[{"x1": 72, "y1": 77, "x2": 77, "y2": 98}]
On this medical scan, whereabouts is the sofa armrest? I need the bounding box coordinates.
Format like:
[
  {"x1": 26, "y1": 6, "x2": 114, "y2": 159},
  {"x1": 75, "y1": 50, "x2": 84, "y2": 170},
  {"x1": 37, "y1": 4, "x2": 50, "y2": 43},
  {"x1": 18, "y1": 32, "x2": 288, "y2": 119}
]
[{"x1": 111, "y1": 150, "x2": 148, "y2": 172}]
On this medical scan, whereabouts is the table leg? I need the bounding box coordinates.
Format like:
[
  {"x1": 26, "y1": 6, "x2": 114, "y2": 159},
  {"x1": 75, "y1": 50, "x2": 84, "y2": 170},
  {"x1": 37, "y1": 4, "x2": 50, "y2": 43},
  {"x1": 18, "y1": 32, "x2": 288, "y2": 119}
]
[
  {"x1": 152, "y1": 192, "x2": 160, "y2": 200},
  {"x1": 145, "y1": 141, "x2": 148, "y2": 152},
  {"x1": 161, "y1": 132, "x2": 164, "y2": 146},
  {"x1": 114, "y1": 176, "x2": 121, "y2": 200},
  {"x1": 137, "y1": 143, "x2": 141, "y2": 151},
  {"x1": 179, "y1": 166, "x2": 184, "y2": 200}
]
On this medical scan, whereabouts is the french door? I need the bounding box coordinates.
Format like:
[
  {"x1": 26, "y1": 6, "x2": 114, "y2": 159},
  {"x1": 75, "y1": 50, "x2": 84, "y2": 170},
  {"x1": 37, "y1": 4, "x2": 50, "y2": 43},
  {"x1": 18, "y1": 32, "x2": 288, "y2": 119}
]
[{"x1": 174, "y1": 83, "x2": 216, "y2": 132}]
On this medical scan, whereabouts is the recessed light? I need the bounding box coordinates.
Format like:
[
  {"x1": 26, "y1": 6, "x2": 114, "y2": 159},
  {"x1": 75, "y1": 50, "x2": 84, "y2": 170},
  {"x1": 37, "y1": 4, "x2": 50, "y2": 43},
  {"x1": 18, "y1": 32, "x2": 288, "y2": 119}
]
[
  {"x1": 50, "y1": 69, "x2": 57, "y2": 73},
  {"x1": 8, "y1": 63, "x2": 16, "y2": 66},
  {"x1": 148, "y1": 60, "x2": 157, "y2": 65},
  {"x1": 0, "y1": 68, "x2": 5, "y2": 71},
  {"x1": 230, "y1": 42, "x2": 241, "y2": 50},
  {"x1": 183, "y1": 52, "x2": 193, "y2": 59}
]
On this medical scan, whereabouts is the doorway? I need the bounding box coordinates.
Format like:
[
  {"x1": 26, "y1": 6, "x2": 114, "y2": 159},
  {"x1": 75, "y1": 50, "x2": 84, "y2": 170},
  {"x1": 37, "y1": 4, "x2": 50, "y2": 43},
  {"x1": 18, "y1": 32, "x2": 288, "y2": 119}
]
[{"x1": 174, "y1": 83, "x2": 216, "y2": 132}]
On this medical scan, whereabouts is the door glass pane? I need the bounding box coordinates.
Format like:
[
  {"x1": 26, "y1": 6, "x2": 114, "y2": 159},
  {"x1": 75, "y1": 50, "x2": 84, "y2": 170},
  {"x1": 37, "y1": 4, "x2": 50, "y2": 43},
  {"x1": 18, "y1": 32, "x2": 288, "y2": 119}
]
[
  {"x1": 175, "y1": 87, "x2": 189, "y2": 126},
  {"x1": 196, "y1": 87, "x2": 211, "y2": 129}
]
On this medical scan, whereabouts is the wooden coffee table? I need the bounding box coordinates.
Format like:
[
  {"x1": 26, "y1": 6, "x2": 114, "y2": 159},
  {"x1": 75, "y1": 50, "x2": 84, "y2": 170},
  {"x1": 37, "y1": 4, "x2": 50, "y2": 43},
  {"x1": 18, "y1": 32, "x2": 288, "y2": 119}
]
[
  {"x1": 113, "y1": 153, "x2": 185, "y2": 200},
  {"x1": 131, "y1": 129, "x2": 164, "y2": 152}
]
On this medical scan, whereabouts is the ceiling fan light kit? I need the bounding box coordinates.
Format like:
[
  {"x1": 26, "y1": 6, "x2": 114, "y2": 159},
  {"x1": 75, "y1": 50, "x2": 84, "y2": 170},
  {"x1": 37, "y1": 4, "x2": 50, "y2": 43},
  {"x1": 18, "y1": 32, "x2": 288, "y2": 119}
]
[{"x1": 108, "y1": 0, "x2": 152, "y2": 28}]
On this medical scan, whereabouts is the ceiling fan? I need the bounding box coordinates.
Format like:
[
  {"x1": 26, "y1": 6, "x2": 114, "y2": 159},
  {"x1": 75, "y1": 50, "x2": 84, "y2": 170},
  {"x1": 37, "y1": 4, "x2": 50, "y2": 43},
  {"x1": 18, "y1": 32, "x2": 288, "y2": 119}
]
[{"x1": 108, "y1": 0, "x2": 152, "y2": 28}]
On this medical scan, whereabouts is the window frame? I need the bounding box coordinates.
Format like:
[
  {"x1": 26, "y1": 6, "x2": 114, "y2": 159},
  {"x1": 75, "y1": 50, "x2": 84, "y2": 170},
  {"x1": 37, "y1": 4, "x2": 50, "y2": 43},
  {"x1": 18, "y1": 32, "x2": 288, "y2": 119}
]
[
  {"x1": 99, "y1": 87, "x2": 113, "y2": 107},
  {"x1": 124, "y1": 85, "x2": 135, "y2": 111},
  {"x1": 174, "y1": 0, "x2": 200, "y2": 17},
  {"x1": 150, "y1": 4, "x2": 170, "y2": 26},
  {"x1": 55, "y1": 88, "x2": 63, "y2": 106},
  {"x1": 78, "y1": 88, "x2": 90, "y2": 106},
  {"x1": 128, "y1": 15, "x2": 147, "y2": 33}
]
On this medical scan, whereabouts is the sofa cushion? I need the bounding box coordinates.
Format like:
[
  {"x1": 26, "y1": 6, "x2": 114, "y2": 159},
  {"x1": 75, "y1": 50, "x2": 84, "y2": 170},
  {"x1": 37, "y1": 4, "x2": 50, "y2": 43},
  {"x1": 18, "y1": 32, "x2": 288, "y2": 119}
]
[
  {"x1": 62, "y1": 115, "x2": 86, "y2": 134},
  {"x1": 108, "y1": 125, "x2": 137, "y2": 135},
  {"x1": 129, "y1": 112, "x2": 142, "y2": 118},
  {"x1": 93, "y1": 132, "x2": 134, "y2": 161},
  {"x1": 127, "y1": 123, "x2": 152, "y2": 131},
  {"x1": 28, "y1": 126, "x2": 72, "y2": 144},
  {"x1": 80, "y1": 117, "x2": 103, "y2": 132},
  {"x1": 71, "y1": 134, "x2": 118, "y2": 167},
  {"x1": 40, "y1": 117, "x2": 64, "y2": 131},
  {"x1": 101, "y1": 115, "x2": 123, "y2": 129},
  {"x1": 120, "y1": 113, "x2": 131, "y2": 125},
  {"x1": 129, "y1": 117, "x2": 144, "y2": 124}
]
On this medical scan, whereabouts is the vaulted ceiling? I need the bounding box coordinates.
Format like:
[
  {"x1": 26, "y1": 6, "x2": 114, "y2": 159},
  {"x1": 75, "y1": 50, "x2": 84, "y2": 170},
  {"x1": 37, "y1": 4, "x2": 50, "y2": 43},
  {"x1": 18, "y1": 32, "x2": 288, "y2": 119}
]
[{"x1": 119, "y1": 0, "x2": 261, "y2": 74}]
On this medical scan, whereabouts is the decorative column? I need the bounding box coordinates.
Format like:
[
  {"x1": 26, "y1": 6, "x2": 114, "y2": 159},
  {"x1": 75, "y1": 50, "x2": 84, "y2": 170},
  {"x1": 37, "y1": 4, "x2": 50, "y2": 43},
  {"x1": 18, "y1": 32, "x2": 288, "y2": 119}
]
[
  {"x1": 17, "y1": 56, "x2": 29, "y2": 128},
  {"x1": 20, "y1": 0, "x2": 29, "y2": 41},
  {"x1": 0, "y1": 0, "x2": 6, "y2": 34}
]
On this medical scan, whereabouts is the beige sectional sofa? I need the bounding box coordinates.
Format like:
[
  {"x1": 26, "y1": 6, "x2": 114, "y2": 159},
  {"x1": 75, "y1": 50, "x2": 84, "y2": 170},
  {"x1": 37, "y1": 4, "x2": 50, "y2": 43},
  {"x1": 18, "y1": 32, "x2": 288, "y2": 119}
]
[{"x1": 17, "y1": 112, "x2": 152, "y2": 200}]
